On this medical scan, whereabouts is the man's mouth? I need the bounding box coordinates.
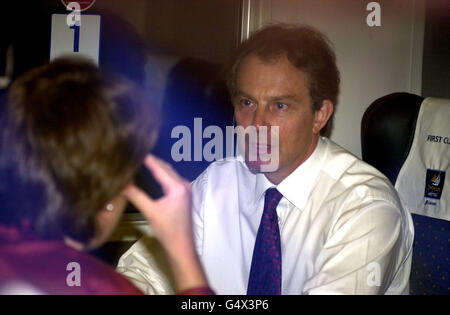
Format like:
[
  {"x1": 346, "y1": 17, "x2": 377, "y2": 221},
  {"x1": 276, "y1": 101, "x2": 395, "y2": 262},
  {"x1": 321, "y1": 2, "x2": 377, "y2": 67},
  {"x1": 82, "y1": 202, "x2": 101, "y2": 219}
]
[{"x1": 248, "y1": 142, "x2": 270, "y2": 151}]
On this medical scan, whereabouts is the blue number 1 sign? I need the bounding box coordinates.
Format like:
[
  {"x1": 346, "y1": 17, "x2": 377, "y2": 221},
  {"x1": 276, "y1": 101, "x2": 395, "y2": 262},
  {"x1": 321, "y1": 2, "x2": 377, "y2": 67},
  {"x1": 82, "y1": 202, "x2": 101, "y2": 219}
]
[
  {"x1": 50, "y1": 14, "x2": 101, "y2": 65},
  {"x1": 69, "y1": 24, "x2": 80, "y2": 52}
]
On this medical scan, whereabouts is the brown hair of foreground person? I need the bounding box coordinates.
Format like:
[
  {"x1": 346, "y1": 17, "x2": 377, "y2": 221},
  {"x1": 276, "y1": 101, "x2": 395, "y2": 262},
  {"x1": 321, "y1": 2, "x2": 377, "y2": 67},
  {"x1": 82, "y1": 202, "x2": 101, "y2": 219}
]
[{"x1": 0, "y1": 57, "x2": 158, "y2": 245}]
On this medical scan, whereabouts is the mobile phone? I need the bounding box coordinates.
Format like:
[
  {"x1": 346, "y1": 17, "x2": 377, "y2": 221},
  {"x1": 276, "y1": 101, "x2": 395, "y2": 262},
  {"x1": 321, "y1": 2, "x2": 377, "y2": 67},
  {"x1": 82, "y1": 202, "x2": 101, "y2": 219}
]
[
  {"x1": 134, "y1": 164, "x2": 164, "y2": 199},
  {"x1": 125, "y1": 164, "x2": 164, "y2": 213}
]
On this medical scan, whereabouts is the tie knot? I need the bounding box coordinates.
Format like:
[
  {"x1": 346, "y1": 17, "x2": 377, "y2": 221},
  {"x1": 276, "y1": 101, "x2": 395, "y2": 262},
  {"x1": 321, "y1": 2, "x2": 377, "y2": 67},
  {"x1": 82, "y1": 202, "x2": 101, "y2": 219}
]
[{"x1": 265, "y1": 188, "x2": 283, "y2": 207}]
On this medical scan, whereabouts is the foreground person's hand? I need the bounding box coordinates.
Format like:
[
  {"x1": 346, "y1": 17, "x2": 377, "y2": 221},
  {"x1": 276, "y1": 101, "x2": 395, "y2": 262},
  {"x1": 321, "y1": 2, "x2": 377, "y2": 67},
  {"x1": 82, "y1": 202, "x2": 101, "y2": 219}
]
[{"x1": 124, "y1": 154, "x2": 209, "y2": 293}]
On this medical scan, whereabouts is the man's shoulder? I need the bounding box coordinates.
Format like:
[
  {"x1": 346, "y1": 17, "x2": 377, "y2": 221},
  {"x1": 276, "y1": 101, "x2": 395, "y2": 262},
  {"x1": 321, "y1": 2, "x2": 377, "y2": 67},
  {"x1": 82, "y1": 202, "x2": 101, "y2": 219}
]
[
  {"x1": 192, "y1": 157, "x2": 248, "y2": 184},
  {"x1": 191, "y1": 157, "x2": 258, "y2": 202},
  {"x1": 321, "y1": 139, "x2": 399, "y2": 204},
  {"x1": 324, "y1": 139, "x2": 389, "y2": 182}
]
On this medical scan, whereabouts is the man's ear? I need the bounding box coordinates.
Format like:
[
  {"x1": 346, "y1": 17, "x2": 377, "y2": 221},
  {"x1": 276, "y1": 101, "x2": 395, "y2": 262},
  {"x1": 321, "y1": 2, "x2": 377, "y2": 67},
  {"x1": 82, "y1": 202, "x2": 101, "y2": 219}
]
[{"x1": 313, "y1": 100, "x2": 334, "y2": 135}]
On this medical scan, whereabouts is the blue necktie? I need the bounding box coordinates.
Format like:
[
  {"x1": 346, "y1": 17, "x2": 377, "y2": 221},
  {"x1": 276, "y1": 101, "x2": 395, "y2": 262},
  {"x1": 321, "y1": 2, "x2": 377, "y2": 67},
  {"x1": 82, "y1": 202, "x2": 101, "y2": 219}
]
[{"x1": 247, "y1": 187, "x2": 283, "y2": 295}]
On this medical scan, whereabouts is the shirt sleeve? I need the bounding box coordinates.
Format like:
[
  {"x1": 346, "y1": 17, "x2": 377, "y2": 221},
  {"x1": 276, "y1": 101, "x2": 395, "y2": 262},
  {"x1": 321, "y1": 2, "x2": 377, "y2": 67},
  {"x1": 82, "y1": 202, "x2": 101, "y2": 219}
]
[
  {"x1": 191, "y1": 168, "x2": 208, "y2": 258},
  {"x1": 116, "y1": 235, "x2": 175, "y2": 294},
  {"x1": 304, "y1": 200, "x2": 405, "y2": 295}
]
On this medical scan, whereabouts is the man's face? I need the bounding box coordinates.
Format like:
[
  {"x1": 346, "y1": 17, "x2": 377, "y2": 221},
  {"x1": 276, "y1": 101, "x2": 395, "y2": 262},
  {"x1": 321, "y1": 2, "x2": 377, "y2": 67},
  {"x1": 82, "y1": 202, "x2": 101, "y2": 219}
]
[{"x1": 233, "y1": 54, "x2": 329, "y2": 184}]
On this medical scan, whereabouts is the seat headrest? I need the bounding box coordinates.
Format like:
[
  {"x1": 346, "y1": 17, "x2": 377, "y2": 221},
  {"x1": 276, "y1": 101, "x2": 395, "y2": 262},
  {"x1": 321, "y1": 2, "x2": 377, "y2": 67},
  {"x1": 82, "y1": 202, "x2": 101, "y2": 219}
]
[{"x1": 361, "y1": 92, "x2": 424, "y2": 184}]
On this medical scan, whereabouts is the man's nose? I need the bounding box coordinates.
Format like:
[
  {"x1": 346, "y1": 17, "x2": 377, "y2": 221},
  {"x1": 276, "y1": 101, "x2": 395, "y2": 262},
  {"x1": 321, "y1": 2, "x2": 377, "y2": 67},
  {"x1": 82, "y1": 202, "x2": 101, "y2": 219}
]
[{"x1": 251, "y1": 106, "x2": 269, "y2": 128}]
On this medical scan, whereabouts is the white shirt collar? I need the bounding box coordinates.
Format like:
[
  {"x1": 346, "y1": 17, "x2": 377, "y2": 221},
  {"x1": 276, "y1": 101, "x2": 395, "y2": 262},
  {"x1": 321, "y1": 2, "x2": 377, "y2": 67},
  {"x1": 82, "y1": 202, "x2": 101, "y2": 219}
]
[
  {"x1": 254, "y1": 137, "x2": 328, "y2": 210},
  {"x1": 255, "y1": 172, "x2": 274, "y2": 202}
]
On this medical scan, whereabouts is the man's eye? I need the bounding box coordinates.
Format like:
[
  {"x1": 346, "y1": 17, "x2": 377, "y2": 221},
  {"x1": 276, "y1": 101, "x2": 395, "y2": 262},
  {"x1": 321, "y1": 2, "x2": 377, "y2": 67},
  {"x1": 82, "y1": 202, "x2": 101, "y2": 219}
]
[
  {"x1": 275, "y1": 102, "x2": 288, "y2": 110},
  {"x1": 240, "y1": 99, "x2": 253, "y2": 107}
]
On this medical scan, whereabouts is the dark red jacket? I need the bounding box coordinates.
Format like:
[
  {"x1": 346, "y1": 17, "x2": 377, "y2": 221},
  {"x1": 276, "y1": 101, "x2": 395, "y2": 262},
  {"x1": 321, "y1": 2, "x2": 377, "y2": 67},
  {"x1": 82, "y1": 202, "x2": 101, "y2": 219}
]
[{"x1": 0, "y1": 224, "x2": 142, "y2": 295}]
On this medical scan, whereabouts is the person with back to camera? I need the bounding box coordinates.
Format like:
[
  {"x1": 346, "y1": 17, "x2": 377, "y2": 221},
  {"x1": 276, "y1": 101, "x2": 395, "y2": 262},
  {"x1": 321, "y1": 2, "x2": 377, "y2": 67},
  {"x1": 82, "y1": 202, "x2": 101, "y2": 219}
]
[{"x1": 0, "y1": 57, "x2": 212, "y2": 295}]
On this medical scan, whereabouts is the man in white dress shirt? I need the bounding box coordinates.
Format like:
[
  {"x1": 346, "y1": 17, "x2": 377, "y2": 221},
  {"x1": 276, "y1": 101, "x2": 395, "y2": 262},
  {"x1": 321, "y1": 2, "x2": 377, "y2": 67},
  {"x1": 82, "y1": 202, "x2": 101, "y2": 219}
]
[
  {"x1": 117, "y1": 24, "x2": 414, "y2": 295},
  {"x1": 191, "y1": 24, "x2": 414, "y2": 294}
]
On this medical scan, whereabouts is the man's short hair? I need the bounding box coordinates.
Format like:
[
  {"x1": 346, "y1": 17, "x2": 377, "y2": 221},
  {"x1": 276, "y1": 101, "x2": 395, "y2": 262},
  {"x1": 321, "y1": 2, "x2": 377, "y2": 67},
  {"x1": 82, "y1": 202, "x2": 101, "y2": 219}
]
[
  {"x1": 225, "y1": 24, "x2": 340, "y2": 135},
  {"x1": 0, "y1": 57, "x2": 158, "y2": 243}
]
